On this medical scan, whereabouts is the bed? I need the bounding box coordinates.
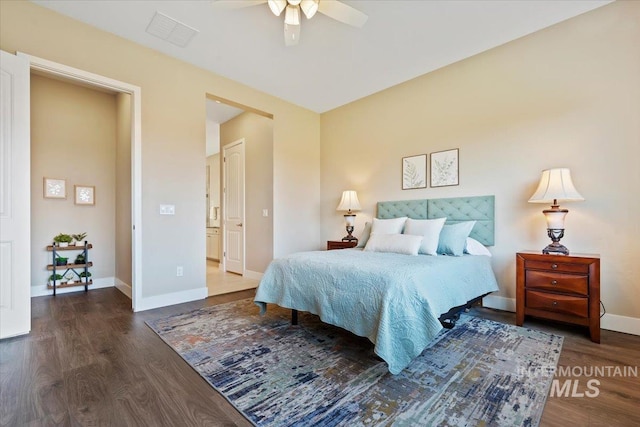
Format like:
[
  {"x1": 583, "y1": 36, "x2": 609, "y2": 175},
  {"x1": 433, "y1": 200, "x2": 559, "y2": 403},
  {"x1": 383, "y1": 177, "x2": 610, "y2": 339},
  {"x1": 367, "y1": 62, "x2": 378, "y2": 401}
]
[{"x1": 254, "y1": 195, "x2": 499, "y2": 374}]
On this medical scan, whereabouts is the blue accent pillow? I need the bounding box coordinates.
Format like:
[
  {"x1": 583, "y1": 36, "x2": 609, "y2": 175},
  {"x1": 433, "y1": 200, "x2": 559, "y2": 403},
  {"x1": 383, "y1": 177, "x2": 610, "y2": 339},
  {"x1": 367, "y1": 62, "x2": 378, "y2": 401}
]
[{"x1": 437, "y1": 221, "x2": 476, "y2": 256}]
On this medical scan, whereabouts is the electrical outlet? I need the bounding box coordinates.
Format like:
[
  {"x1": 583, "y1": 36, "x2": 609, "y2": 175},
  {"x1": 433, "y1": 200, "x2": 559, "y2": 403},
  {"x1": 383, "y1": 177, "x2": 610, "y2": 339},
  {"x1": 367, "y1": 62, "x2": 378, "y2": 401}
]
[
  {"x1": 160, "y1": 204, "x2": 175, "y2": 215},
  {"x1": 176, "y1": 266, "x2": 183, "y2": 277},
  {"x1": 262, "y1": 209, "x2": 269, "y2": 217}
]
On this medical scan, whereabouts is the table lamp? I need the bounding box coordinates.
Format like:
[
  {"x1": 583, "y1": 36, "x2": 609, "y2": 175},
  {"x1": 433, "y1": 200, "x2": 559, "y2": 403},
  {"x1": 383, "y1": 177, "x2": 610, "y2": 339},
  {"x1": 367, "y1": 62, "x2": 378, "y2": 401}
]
[
  {"x1": 528, "y1": 168, "x2": 584, "y2": 255},
  {"x1": 336, "y1": 190, "x2": 361, "y2": 242}
]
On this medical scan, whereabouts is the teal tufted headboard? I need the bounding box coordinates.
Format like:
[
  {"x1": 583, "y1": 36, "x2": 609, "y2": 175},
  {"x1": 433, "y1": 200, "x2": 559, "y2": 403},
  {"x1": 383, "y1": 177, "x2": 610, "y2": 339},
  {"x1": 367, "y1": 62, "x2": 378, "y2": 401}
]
[{"x1": 377, "y1": 195, "x2": 495, "y2": 246}]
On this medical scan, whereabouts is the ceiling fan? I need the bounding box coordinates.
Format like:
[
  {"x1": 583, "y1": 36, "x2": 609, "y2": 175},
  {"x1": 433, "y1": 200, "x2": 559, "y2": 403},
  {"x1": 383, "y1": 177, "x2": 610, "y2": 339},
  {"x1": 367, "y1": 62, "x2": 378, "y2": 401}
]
[{"x1": 213, "y1": 0, "x2": 368, "y2": 46}]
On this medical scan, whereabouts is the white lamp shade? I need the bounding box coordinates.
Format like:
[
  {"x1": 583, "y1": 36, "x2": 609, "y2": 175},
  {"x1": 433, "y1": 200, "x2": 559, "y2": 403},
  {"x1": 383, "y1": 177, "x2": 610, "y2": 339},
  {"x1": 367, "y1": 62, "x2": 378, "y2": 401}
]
[
  {"x1": 268, "y1": 0, "x2": 287, "y2": 16},
  {"x1": 528, "y1": 168, "x2": 584, "y2": 204},
  {"x1": 284, "y1": 4, "x2": 301, "y2": 25},
  {"x1": 336, "y1": 190, "x2": 361, "y2": 212},
  {"x1": 300, "y1": 0, "x2": 319, "y2": 19}
]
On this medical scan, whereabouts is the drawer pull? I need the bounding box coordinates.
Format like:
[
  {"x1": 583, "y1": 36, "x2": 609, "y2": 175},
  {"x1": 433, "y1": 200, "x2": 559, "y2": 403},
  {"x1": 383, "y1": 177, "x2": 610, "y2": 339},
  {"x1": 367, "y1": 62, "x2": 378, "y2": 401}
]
[
  {"x1": 552, "y1": 301, "x2": 558, "y2": 306},
  {"x1": 551, "y1": 264, "x2": 558, "y2": 269},
  {"x1": 551, "y1": 280, "x2": 558, "y2": 285}
]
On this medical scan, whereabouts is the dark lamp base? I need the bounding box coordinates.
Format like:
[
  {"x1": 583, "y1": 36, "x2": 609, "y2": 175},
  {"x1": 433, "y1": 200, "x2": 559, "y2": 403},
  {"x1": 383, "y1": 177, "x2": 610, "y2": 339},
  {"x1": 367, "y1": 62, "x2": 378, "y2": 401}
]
[
  {"x1": 342, "y1": 225, "x2": 357, "y2": 242},
  {"x1": 542, "y1": 228, "x2": 569, "y2": 255}
]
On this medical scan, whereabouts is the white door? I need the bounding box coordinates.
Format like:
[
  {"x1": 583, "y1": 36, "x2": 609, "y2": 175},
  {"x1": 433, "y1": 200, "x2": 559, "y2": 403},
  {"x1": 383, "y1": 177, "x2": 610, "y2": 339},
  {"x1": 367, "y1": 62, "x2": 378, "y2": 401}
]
[
  {"x1": 0, "y1": 51, "x2": 31, "y2": 339},
  {"x1": 223, "y1": 139, "x2": 245, "y2": 275}
]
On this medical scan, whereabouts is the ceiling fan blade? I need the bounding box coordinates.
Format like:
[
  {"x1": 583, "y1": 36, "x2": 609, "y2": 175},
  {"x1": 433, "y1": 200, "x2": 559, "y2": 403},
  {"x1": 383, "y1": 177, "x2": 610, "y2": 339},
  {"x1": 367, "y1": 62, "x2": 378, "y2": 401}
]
[
  {"x1": 211, "y1": 0, "x2": 267, "y2": 10},
  {"x1": 318, "y1": 1, "x2": 368, "y2": 28},
  {"x1": 284, "y1": 22, "x2": 300, "y2": 46}
]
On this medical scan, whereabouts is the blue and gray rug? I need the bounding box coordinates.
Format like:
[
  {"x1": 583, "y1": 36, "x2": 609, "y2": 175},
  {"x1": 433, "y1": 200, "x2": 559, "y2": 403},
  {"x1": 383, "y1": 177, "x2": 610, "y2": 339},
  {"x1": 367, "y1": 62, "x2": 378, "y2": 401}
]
[{"x1": 147, "y1": 299, "x2": 563, "y2": 426}]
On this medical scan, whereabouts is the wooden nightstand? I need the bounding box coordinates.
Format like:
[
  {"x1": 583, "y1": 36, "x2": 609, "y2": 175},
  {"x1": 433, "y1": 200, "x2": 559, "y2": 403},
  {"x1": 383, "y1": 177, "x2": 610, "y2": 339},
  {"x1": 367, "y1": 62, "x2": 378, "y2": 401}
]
[
  {"x1": 327, "y1": 240, "x2": 357, "y2": 250},
  {"x1": 516, "y1": 251, "x2": 600, "y2": 343}
]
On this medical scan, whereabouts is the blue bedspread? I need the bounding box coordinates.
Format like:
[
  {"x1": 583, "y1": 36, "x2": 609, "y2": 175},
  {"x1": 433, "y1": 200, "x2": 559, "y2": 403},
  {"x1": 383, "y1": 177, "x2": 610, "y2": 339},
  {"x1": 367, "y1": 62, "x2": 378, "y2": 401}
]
[{"x1": 254, "y1": 249, "x2": 499, "y2": 374}]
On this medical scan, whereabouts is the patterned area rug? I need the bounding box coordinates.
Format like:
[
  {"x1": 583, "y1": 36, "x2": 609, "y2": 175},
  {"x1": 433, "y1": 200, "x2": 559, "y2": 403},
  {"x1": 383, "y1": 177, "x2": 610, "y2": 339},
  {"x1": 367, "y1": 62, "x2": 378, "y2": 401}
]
[{"x1": 147, "y1": 299, "x2": 563, "y2": 426}]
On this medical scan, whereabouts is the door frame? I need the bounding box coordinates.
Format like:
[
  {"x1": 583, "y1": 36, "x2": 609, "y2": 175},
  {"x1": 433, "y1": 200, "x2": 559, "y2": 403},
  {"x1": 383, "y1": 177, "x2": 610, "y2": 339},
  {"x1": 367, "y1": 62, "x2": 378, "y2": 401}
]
[
  {"x1": 221, "y1": 138, "x2": 245, "y2": 274},
  {"x1": 17, "y1": 53, "x2": 143, "y2": 311}
]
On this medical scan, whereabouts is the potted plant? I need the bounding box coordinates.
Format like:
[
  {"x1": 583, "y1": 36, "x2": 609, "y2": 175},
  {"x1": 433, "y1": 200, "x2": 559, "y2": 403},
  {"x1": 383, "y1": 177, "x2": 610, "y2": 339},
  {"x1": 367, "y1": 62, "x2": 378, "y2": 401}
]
[
  {"x1": 74, "y1": 253, "x2": 86, "y2": 265},
  {"x1": 55, "y1": 255, "x2": 68, "y2": 266},
  {"x1": 72, "y1": 232, "x2": 87, "y2": 246},
  {"x1": 53, "y1": 233, "x2": 73, "y2": 248},
  {"x1": 79, "y1": 271, "x2": 92, "y2": 283},
  {"x1": 64, "y1": 273, "x2": 74, "y2": 285},
  {"x1": 48, "y1": 273, "x2": 63, "y2": 286}
]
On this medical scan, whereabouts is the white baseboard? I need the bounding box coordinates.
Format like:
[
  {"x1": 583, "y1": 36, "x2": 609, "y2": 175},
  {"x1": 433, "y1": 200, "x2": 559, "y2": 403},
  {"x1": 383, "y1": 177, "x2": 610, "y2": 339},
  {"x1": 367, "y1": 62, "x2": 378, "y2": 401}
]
[
  {"x1": 244, "y1": 269, "x2": 264, "y2": 281},
  {"x1": 601, "y1": 313, "x2": 640, "y2": 336},
  {"x1": 31, "y1": 277, "x2": 115, "y2": 297},
  {"x1": 482, "y1": 295, "x2": 516, "y2": 312},
  {"x1": 481, "y1": 295, "x2": 639, "y2": 337},
  {"x1": 133, "y1": 286, "x2": 207, "y2": 312},
  {"x1": 114, "y1": 277, "x2": 132, "y2": 299}
]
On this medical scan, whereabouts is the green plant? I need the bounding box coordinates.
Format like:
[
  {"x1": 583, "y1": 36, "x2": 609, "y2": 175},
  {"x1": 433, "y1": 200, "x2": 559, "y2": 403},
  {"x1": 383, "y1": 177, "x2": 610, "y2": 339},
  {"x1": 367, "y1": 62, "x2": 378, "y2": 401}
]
[
  {"x1": 48, "y1": 273, "x2": 63, "y2": 281},
  {"x1": 74, "y1": 254, "x2": 86, "y2": 264},
  {"x1": 55, "y1": 256, "x2": 68, "y2": 266},
  {"x1": 79, "y1": 271, "x2": 92, "y2": 278},
  {"x1": 53, "y1": 233, "x2": 73, "y2": 244},
  {"x1": 72, "y1": 232, "x2": 87, "y2": 242}
]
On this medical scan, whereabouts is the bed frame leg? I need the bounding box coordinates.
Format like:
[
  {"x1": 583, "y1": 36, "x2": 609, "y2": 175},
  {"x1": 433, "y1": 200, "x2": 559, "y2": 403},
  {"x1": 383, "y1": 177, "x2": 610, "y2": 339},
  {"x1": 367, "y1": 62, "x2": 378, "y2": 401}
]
[{"x1": 291, "y1": 309, "x2": 298, "y2": 325}]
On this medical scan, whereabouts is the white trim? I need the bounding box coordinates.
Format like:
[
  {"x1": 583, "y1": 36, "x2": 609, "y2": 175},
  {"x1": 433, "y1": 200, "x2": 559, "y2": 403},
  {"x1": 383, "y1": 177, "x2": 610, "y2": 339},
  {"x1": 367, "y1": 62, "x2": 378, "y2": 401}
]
[
  {"x1": 18, "y1": 53, "x2": 143, "y2": 312},
  {"x1": 31, "y1": 277, "x2": 115, "y2": 297},
  {"x1": 221, "y1": 138, "x2": 246, "y2": 274},
  {"x1": 134, "y1": 287, "x2": 208, "y2": 312},
  {"x1": 602, "y1": 313, "x2": 640, "y2": 336},
  {"x1": 482, "y1": 295, "x2": 639, "y2": 336},
  {"x1": 114, "y1": 277, "x2": 132, "y2": 299},
  {"x1": 482, "y1": 295, "x2": 516, "y2": 312},
  {"x1": 243, "y1": 270, "x2": 264, "y2": 281}
]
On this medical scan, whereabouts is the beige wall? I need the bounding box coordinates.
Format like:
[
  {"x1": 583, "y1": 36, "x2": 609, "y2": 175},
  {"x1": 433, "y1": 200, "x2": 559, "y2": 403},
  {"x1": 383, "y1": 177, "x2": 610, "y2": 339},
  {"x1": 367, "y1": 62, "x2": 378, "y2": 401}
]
[
  {"x1": 321, "y1": 1, "x2": 640, "y2": 320},
  {"x1": 1, "y1": 1, "x2": 320, "y2": 301},
  {"x1": 221, "y1": 112, "x2": 274, "y2": 273},
  {"x1": 206, "y1": 153, "x2": 220, "y2": 227},
  {"x1": 115, "y1": 92, "x2": 132, "y2": 286},
  {"x1": 30, "y1": 74, "x2": 116, "y2": 286}
]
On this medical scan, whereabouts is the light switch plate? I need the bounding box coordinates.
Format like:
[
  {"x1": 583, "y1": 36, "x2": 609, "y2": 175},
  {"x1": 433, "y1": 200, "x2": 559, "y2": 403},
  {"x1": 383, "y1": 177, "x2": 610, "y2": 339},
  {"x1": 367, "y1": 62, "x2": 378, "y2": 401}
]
[
  {"x1": 160, "y1": 204, "x2": 175, "y2": 215},
  {"x1": 262, "y1": 209, "x2": 269, "y2": 217}
]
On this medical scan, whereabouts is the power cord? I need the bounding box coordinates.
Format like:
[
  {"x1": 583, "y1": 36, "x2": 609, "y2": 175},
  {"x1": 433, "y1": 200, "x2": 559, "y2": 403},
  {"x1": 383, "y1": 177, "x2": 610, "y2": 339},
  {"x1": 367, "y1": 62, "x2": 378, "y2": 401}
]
[{"x1": 600, "y1": 301, "x2": 606, "y2": 318}]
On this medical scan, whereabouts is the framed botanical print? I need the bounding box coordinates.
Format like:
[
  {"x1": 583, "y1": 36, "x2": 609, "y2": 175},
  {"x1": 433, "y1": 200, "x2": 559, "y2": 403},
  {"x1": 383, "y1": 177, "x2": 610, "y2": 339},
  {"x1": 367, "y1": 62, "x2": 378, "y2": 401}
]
[
  {"x1": 430, "y1": 149, "x2": 459, "y2": 187},
  {"x1": 402, "y1": 154, "x2": 427, "y2": 190},
  {"x1": 74, "y1": 185, "x2": 95, "y2": 205},
  {"x1": 43, "y1": 178, "x2": 67, "y2": 199}
]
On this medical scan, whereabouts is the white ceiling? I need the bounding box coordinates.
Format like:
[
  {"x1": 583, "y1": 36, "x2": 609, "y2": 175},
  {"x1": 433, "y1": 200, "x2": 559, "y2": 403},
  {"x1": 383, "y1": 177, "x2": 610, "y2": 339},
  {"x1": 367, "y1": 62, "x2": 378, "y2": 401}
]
[{"x1": 33, "y1": 0, "x2": 611, "y2": 113}]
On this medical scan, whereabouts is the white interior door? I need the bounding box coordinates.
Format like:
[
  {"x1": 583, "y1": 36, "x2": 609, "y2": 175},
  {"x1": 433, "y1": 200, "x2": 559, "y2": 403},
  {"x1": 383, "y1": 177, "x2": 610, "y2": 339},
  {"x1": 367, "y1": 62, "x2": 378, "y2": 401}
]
[
  {"x1": 223, "y1": 139, "x2": 245, "y2": 275},
  {"x1": 0, "y1": 50, "x2": 31, "y2": 339}
]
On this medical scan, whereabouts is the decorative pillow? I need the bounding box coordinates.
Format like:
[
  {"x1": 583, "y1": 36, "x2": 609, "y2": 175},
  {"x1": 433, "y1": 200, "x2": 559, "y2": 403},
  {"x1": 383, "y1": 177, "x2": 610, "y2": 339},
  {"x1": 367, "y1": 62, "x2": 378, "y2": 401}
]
[
  {"x1": 363, "y1": 233, "x2": 423, "y2": 256},
  {"x1": 356, "y1": 222, "x2": 372, "y2": 248},
  {"x1": 437, "y1": 221, "x2": 476, "y2": 256},
  {"x1": 403, "y1": 217, "x2": 446, "y2": 255},
  {"x1": 465, "y1": 237, "x2": 492, "y2": 257},
  {"x1": 371, "y1": 217, "x2": 408, "y2": 235}
]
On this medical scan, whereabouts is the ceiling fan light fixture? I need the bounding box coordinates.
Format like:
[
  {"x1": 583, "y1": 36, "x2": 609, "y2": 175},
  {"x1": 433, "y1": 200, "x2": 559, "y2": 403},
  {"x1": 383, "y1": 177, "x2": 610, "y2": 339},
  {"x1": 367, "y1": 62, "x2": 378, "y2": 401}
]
[
  {"x1": 300, "y1": 0, "x2": 319, "y2": 19},
  {"x1": 267, "y1": 0, "x2": 287, "y2": 16},
  {"x1": 284, "y1": 4, "x2": 300, "y2": 26}
]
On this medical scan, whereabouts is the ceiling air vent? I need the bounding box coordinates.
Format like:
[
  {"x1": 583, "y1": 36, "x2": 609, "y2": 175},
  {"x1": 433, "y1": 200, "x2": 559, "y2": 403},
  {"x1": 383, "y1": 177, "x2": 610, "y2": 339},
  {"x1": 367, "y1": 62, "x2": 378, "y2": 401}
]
[{"x1": 146, "y1": 11, "x2": 199, "y2": 48}]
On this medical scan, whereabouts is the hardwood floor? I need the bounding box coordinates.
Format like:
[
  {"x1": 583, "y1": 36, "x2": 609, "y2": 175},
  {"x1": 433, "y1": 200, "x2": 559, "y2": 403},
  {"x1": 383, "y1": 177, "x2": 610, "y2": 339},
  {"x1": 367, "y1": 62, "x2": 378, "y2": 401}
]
[{"x1": 1, "y1": 288, "x2": 638, "y2": 426}]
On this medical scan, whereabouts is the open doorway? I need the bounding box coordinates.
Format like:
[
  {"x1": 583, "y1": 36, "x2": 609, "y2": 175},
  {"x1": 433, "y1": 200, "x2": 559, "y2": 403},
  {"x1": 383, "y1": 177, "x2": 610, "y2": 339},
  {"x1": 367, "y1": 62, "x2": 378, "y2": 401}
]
[
  {"x1": 23, "y1": 53, "x2": 142, "y2": 311},
  {"x1": 204, "y1": 96, "x2": 274, "y2": 296}
]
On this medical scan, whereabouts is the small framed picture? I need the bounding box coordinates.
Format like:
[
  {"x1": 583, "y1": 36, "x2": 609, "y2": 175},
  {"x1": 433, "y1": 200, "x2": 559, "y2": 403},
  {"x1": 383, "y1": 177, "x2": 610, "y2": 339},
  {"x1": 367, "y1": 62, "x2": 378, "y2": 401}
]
[
  {"x1": 430, "y1": 148, "x2": 459, "y2": 187},
  {"x1": 402, "y1": 154, "x2": 427, "y2": 190},
  {"x1": 74, "y1": 185, "x2": 95, "y2": 205},
  {"x1": 43, "y1": 178, "x2": 67, "y2": 199}
]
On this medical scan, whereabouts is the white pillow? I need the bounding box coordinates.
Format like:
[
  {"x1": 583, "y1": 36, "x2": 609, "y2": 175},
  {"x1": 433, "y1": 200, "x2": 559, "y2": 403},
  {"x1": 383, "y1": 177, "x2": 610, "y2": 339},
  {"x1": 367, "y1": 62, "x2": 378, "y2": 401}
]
[
  {"x1": 403, "y1": 217, "x2": 446, "y2": 255},
  {"x1": 356, "y1": 222, "x2": 372, "y2": 248},
  {"x1": 465, "y1": 237, "x2": 492, "y2": 257},
  {"x1": 363, "y1": 233, "x2": 423, "y2": 256},
  {"x1": 371, "y1": 217, "x2": 408, "y2": 234}
]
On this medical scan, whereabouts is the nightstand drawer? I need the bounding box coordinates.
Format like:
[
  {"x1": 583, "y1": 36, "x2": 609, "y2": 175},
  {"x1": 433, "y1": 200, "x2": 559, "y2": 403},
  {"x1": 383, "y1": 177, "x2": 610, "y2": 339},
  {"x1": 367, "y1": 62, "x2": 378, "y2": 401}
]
[
  {"x1": 526, "y1": 290, "x2": 588, "y2": 318},
  {"x1": 525, "y1": 259, "x2": 589, "y2": 274},
  {"x1": 327, "y1": 240, "x2": 357, "y2": 250},
  {"x1": 525, "y1": 270, "x2": 588, "y2": 295}
]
